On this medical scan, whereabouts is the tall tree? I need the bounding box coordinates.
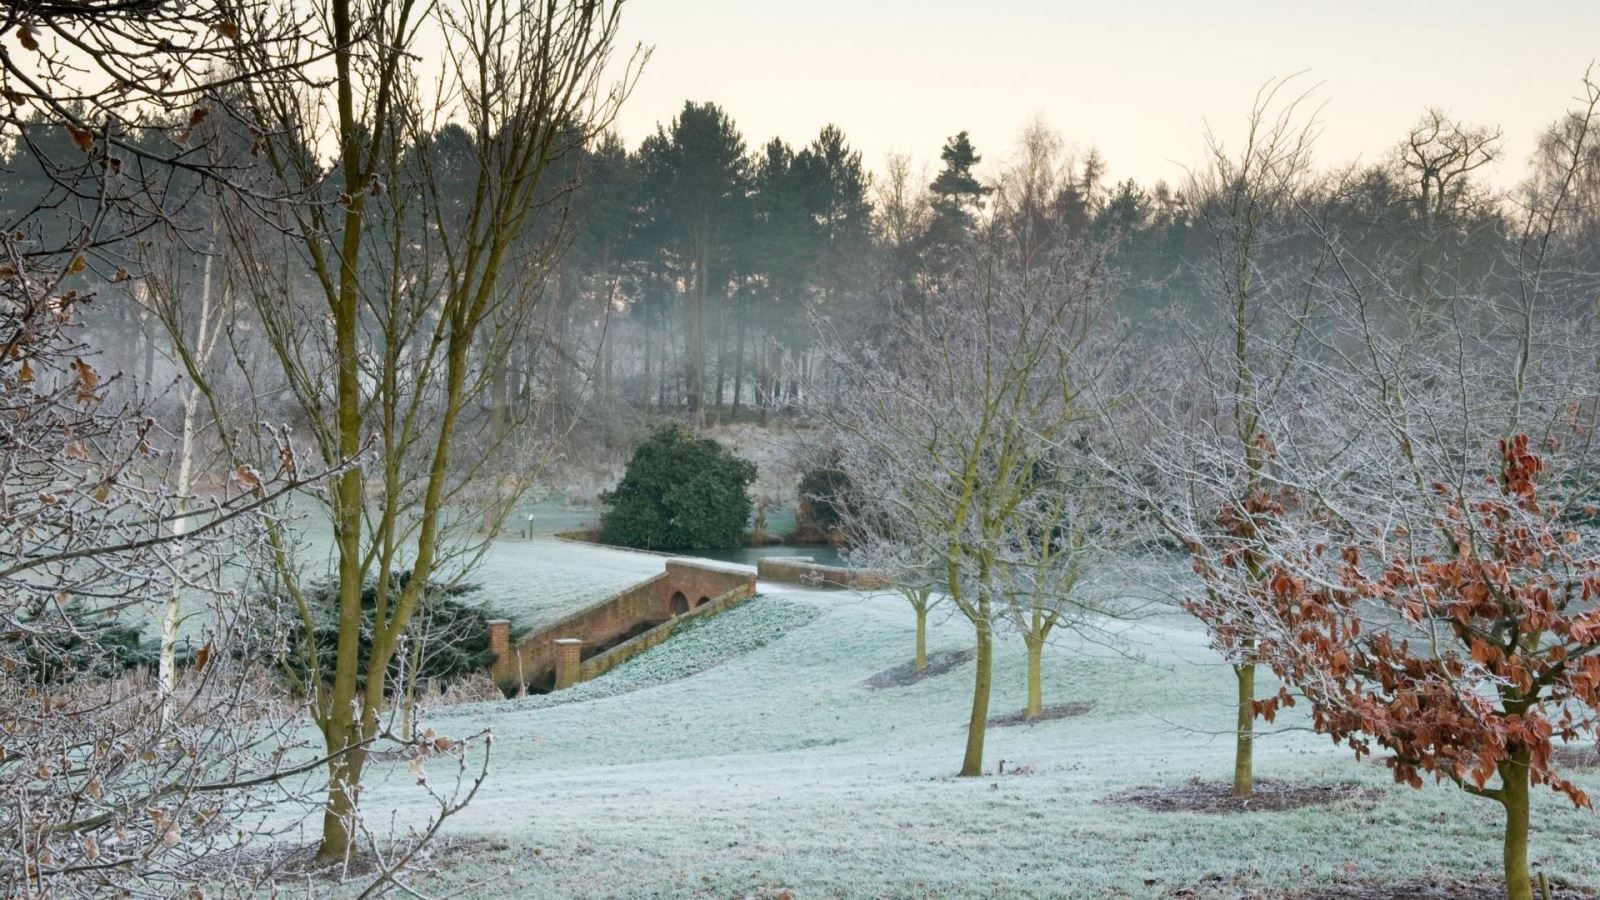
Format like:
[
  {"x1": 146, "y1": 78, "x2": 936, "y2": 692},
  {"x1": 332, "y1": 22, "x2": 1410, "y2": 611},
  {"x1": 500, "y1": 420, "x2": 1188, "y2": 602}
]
[
  {"x1": 922, "y1": 130, "x2": 992, "y2": 281},
  {"x1": 636, "y1": 101, "x2": 749, "y2": 423},
  {"x1": 205, "y1": 0, "x2": 638, "y2": 861}
]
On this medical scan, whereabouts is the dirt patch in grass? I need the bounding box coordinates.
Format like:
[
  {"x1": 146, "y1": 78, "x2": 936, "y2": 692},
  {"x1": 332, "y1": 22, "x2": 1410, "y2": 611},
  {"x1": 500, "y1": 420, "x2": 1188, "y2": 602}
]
[
  {"x1": 864, "y1": 647, "x2": 974, "y2": 689},
  {"x1": 989, "y1": 701, "x2": 1094, "y2": 727},
  {"x1": 1553, "y1": 744, "x2": 1599, "y2": 770},
  {"x1": 1282, "y1": 876, "x2": 1596, "y2": 899},
  {"x1": 1106, "y1": 778, "x2": 1380, "y2": 814}
]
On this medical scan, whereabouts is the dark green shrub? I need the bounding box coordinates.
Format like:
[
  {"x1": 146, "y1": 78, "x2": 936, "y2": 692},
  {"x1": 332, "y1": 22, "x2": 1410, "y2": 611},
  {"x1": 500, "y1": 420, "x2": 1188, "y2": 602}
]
[
  {"x1": 797, "y1": 466, "x2": 853, "y2": 534},
  {"x1": 599, "y1": 422, "x2": 757, "y2": 550},
  {"x1": 4, "y1": 606, "x2": 157, "y2": 684},
  {"x1": 281, "y1": 571, "x2": 503, "y2": 695}
]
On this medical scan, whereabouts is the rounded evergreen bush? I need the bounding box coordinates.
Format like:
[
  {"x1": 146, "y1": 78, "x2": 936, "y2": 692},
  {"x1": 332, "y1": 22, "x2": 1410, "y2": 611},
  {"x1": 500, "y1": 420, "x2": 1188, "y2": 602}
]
[
  {"x1": 599, "y1": 422, "x2": 757, "y2": 550},
  {"x1": 794, "y1": 465, "x2": 854, "y2": 542}
]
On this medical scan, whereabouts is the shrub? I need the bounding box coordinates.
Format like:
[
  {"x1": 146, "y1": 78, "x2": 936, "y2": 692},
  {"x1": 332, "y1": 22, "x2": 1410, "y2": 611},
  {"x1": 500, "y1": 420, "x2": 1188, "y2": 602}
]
[
  {"x1": 281, "y1": 572, "x2": 503, "y2": 695},
  {"x1": 796, "y1": 466, "x2": 852, "y2": 536},
  {"x1": 4, "y1": 605, "x2": 157, "y2": 684},
  {"x1": 599, "y1": 422, "x2": 757, "y2": 550}
]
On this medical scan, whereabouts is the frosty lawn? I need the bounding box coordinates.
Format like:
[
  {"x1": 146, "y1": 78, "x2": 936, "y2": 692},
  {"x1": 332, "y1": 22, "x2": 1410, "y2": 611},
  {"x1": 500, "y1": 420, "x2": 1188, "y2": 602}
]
[{"x1": 334, "y1": 573, "x2": 1598, "y2": 898}]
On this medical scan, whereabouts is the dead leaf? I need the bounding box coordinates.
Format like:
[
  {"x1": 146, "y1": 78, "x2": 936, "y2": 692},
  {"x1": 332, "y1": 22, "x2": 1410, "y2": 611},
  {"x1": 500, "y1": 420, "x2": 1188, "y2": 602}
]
[{"x1": 66, "y1": 125, "x2": 93, "y2": 153}]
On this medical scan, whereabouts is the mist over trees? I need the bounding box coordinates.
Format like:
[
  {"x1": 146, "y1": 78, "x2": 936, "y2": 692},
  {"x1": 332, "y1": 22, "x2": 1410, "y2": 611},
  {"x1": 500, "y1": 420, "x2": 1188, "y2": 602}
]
[{"x1": 15, "y1": 81, "x2": 1593, "y2": 456}]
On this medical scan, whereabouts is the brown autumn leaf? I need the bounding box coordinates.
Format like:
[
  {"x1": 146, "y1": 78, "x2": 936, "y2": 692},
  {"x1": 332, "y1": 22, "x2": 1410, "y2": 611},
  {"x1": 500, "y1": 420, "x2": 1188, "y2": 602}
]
[
  {"x1": 193, "y1": 642, "x2": 212, "y2": 674},
  {"x1": 71, "y1": 357, "x2": 99, "y2": 401},
  {"x1": 18, "y1": 26, "x2": 39, "y2": 52},
  {"x1": 66, "y1": 125, "x2": 93, "y2": 153},
  {"x1": 234, "y1": 465, "x2": 260, "y2": 490},
  {"x1": 212, "y1": 19, "x2": 241, "y2": 40},
  {"x1": 17, "y1": 358, "x2": 32, "y2": 383},
  {"x1": 188, "y1": 106, "x2": 209, "y2": 128}
]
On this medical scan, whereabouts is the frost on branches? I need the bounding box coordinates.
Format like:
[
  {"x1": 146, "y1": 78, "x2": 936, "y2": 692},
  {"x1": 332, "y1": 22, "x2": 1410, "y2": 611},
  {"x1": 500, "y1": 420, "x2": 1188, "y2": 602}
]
[{"x1": 1197, "y1": 436, "x2": 1600, "y2": 900}]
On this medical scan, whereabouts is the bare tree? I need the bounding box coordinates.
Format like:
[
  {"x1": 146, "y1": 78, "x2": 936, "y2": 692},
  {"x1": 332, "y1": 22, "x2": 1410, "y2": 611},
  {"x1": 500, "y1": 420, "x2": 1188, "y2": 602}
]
[
  {"x1": 181, "y1": 0, "x2": 643, "y2": 862},
  {"x1": 1398, "y1": 108, "x2": 1502, "y2": 226},
  {"x1": 1177, "y1": 71, "x2": 1600, "y2": 900},
  {"x1": 1110, "y1": 77, "x2": 1322, "y2": 797},
  {"x1": 823, "y1": 230, "x2": 1121, "y2": 774}
]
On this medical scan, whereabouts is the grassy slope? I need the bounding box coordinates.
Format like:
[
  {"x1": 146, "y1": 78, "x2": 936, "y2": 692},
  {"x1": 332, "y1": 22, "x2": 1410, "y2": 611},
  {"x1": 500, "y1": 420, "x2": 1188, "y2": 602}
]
[{"x1": 347, "y1": 582, "x2": 1598, "y2": 899}]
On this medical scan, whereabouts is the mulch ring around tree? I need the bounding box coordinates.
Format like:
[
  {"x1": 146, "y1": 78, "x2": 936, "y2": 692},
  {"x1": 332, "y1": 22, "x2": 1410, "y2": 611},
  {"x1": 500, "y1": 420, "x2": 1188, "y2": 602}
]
[
  {"x1": 989, "y1": 701, "x2": 1094, "y2": 727},
  {"x1": 1106, "y1": 778, "x2": 1381, "y2": 814},
  {"x1": 1279, "y1": 876, "x2": 1596, "y2": 899},
  {"x1": 864, "y1": 647, "x2": 974, "y2": 689}
]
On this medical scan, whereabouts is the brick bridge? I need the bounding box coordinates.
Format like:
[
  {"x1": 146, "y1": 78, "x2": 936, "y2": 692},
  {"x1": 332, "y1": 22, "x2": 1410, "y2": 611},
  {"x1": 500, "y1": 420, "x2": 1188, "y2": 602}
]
[{"x1": 487, "y1": 559, "x2": 756, "y2": 693}]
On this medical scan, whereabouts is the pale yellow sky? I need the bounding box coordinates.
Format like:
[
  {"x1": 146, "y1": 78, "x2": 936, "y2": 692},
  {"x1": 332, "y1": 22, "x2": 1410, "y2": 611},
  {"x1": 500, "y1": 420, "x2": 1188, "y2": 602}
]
[{"x1": 608, "y1": 1, "x2": 1600, "y2": 188}]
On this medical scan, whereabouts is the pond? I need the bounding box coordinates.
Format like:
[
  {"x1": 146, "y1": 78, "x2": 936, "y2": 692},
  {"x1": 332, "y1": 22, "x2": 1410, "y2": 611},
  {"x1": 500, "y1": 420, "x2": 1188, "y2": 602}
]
[{"x1": 688, "y1": 543, "x2": 846, "y2": 568}]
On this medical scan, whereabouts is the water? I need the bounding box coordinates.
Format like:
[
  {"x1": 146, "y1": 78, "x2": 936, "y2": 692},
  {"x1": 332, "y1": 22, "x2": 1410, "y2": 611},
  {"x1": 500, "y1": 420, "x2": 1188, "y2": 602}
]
[{"x1": 690, "y1": 544, "x2": 845, "y2": 568}]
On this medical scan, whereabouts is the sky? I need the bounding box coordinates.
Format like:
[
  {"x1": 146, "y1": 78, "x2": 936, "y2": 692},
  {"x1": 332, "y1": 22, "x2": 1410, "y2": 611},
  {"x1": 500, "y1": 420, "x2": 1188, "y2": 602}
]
[{"x1": 607, "y1": 1, "x2": 1600, "y2": 189}]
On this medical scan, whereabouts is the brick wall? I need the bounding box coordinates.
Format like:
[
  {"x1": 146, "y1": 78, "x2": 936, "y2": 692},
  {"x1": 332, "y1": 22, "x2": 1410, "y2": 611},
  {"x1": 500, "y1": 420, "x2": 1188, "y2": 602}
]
[
  {"x1": 756, "y1": 556, "x2": 887, "y2": 590},
  {"x1": 492, "y1": 560, "x2": 757, "y2": 692}
]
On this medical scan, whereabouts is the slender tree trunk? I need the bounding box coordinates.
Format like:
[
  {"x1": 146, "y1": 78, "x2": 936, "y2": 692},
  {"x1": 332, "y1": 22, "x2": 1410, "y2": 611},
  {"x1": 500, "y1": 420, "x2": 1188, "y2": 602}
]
[
  {"x1": 914, "y1": 606, "x2": 928, "y2": 672},
  {"x1": 959, "y1": 610, "x2": 992, "y2": 777},
  {"x1": 731, "y1": 300, "x2": 746, "y2": 415},
  {"x1": 159, "y1": 224, "x2": 221, "y2": 720},
  {"x1": 713, "y1": 296, "x2": 726, "y2": 420},
  {"x1": 1024, "y1": 633, "x2": 1044, "y2": 720},
  {"x1": 1500, "y1": 750, "x2": 1532, "y2": 900},
  {"x1": 159, "y1": 388, "x2": 200, "y2": 713},
  {"x1": 1233, "y1": 661, "x2": 1255, "y2": 796},
  {"x1": 686, "y1": 244, "x2": 708, "y2": 426},
  {"x1": 759, "y1": 333, "x2": 775, "y2": 427}
]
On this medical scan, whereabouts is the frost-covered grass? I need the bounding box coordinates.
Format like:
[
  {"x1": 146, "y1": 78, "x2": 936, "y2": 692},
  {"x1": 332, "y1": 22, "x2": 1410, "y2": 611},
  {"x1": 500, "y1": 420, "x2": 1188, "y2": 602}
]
[{"x1": 306, "y1": 567, "x2": 1600, "y2": 899}]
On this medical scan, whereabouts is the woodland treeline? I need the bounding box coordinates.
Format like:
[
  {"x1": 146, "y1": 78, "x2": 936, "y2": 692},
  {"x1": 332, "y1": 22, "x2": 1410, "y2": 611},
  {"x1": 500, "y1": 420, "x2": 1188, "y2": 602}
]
[{"x1": 11, "y1": 97, "x2": 1596, "y2": 440}]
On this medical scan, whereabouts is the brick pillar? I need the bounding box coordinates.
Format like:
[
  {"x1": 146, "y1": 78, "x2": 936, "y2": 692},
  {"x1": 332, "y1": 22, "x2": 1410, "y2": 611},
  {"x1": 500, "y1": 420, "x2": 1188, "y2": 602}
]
[
  {"x1": 488, "y1": 620, "x2": 512, "y2": 683},
  {"x1": 553, "y1": 638, "x2": 583, "y2": 690}
]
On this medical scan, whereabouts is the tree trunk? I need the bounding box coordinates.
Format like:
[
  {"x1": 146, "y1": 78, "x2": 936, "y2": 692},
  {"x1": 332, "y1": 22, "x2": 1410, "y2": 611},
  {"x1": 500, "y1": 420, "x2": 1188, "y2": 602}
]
[
  {"x1": 914, "y1": 606, "x2": 928, "y2": 672},
  {"x1": 959, "y1": 614, "x2": 992, "y2": 777},
  {"x1": 1024, "y1": 634, "x2": 1044, "y2": 720},
  {"x1": 317, "y1": 738, "x2": 366, "y2": 862},
  {"x1": 685, "y1": 244, "x2": 708, "y2": 426},
  {"x1": 1500, "y1": 750, "x2": 1532, "y2": 900},
  {"x1": 713, "y1": 295, "x2": 726, "y2": 420},
  {"x1": 1233, "y1": 661, "x2": 1255, "y2": 796},
  {"x1": 759, "y1": 333, "x2": 776, "y2": 427},
  {"x1": 731, "y1": 300, "x2": 746, "y2": 415},
  {"x1": 158, "y1": 388, "x2": 200, "y2": 714}
]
